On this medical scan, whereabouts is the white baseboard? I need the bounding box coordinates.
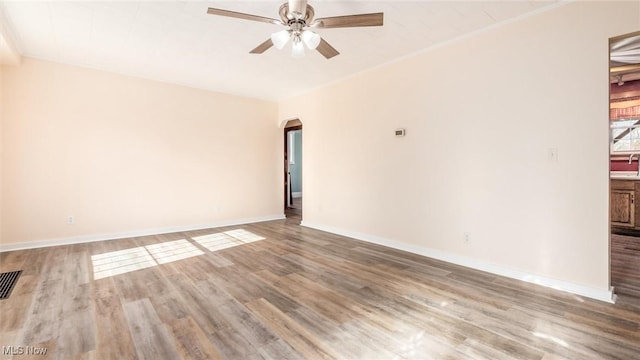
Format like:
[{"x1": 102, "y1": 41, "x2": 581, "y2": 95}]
[
  {"x1": 0, "y1": 214, "x2": 286, "y2": 252},
  {"x1": 292, "y1": 192, "x2": 302, "y2": 198},
  {"x1": 301, "y1": 221, "x2": 615, "y2": 304}
]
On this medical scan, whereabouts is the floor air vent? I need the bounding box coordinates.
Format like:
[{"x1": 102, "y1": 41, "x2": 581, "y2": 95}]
[{"x1": 0, "y1": 270, "x2": 22, "y2": 300}]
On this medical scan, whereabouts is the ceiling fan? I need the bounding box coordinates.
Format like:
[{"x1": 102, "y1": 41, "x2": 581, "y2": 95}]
[{"x1": 206, "y1": 0, "x2": 383, "y2": 59}]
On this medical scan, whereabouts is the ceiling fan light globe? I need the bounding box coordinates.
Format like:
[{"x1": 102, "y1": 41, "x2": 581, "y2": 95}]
[
  {"x1": 292, "y1": 41, "x2": 305, "y2": 58},
  {"x1": 301, "y1": 30, "x2": 321, "y2": 49},
  {"x1": 271, "y1": 30, "x2": 290, "y2": 50}
]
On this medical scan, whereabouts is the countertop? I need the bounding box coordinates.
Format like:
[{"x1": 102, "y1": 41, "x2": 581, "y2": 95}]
[{"x1": 611, "y1": 171, "x2": 640, "y2": 180}]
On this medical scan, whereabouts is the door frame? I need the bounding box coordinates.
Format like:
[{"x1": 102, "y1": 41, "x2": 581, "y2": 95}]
[
  {"x1": 283, "y1": 120, "x2": 302, "y2": 211},
  {"x1": 608, "y1": 30, "x2": 640, "y2": 296}
]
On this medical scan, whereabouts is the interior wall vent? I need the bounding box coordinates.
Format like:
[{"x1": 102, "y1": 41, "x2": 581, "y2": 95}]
[{"x1": 0, "y1": 270, "x2": 22, "y2": 300}]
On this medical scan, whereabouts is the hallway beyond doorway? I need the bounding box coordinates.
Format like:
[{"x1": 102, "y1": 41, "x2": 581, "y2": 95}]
[{"x1": 285, "y1": 197, "x2": 302, "y2": 225}]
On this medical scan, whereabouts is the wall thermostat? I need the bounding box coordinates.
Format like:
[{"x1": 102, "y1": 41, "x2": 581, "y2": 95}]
[{"x1": 395, "y1": 128, "x2": 406, "y2": 137}]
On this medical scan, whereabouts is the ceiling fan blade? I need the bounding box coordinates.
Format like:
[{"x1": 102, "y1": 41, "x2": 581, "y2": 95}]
[
  {"x1": 316, "y1": 38, "x2": 339, "y2": 59},
  {"x1": 250, "y1": 39, "x2": 274, "y2": 54},
  {"x1": 207, "y1": 7, "x2": 284, "y2": 26},
  {"x1": 312, "y1": 12, "x2": 383, "y2": 28}
]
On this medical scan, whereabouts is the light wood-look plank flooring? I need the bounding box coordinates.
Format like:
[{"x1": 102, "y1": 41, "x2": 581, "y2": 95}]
[
  {"x1": 285, "y1": 197, "x2": 302, "y2": 225},
  {"x1": 611, "y1": 234, "x2": 640, "y2": 298},
  {"x1": 1, "y1": 220, "x2": 640, "y2": 359}
]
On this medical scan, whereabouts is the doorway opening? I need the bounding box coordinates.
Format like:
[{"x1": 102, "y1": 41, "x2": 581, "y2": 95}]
[
  {"x1": 283, "y1": 119, "x2": 302, "y2": 224},
  {"x1": 609, "y1": 30, "x2": 640, "y2": 301}
]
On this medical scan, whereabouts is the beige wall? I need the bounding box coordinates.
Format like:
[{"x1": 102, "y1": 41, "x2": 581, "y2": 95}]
[
  {"x1": 0, "y1": 65, "x2": 4, "y2": 242},
  {"x1": 1, "y1": 58, "x2": 281, "y2": 247},
  {"x1": 279, "y1": 1, "x2": 640, "y2": 295}
]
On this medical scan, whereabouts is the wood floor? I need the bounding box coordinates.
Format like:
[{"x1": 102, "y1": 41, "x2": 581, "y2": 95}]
[
  {"x1": 611, "y1": 234, "x2": 640, "y2": 298},
  {"x1": 285, "y1": 197, "x2": 302, "y2": 225},
  {"x1": 1, "y1": 220, "x2": 640, "y2": 359}
]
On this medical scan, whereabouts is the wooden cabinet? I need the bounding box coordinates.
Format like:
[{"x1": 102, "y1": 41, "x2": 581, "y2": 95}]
[
  {"x1": 611, "y1": 189, "x2": 635, "y2": 227},
  {"x1": 611, "y1": 180, "x2": 640, "y2": 232}
]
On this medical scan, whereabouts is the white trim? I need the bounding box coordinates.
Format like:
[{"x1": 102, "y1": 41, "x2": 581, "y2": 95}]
[
  {"x1": 0, "y1": 214, "x2": 285, "y2": 252},
  {"x1": 292, "y1": 192, "x2": 302, "y2": 198},
  {"x1": 301, "y1": 221, "x2": 615, "y2": 304}
]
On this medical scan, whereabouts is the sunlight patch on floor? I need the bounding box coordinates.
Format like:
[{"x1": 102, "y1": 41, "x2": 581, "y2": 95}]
[
  {"x1": 192, "y1": 228, "x2": 265, "y2": 252},
  {"x1": 91, "y1": 239, "x2": 204, "y2": 280},
  {"x1": 146, "y1": 239, "x2": 204, "y2": 264},
  {"x1": 398, "y1": 330, "x2": 425, "y2": 358},
  {"x1": 533, "y1": 332, "x2": 569, "y2": 348},
  {"x1": 224, "y1": 229, "x2": 265, "y2": 243}
]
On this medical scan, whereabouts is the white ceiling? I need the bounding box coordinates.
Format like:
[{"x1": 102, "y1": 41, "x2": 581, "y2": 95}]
[{"x1": 0, "y1": 1, "x2": 559, "y2": 100}]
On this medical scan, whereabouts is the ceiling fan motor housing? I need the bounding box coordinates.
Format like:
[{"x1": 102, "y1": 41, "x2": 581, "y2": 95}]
[
  {"x1": 280, "y1": 3, "x2": 315, "y2": 25},
  {"x1": 288, "y1": 0, "x2": 308, "y2": 20}
]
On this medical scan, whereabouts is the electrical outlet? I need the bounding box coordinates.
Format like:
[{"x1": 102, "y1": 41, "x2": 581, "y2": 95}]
[
  {"x1": 67, "y1": 216, "x2": 74, "y2": 225},
  {"x1": 464, "y1": 232, "x2": 470, "y2": 243}
]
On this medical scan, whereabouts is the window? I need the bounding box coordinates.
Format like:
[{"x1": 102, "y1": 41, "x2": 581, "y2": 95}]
[
  {"x1": 611, "y1": 118, "x2": 640, "y2": 152},
  {"x1": 288, "y1": 131, "x2": 295, "y2": 164}
]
